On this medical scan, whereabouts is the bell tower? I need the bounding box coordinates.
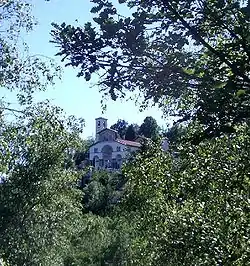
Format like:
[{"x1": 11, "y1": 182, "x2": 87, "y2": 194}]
[{"x1": 95, "y1": 117, "x2": 108, "y2": 140}]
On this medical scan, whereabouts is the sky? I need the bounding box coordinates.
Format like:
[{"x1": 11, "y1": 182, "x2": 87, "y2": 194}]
[{"x1": 3, "y1": 0, "x2": 171, "y2": 138}]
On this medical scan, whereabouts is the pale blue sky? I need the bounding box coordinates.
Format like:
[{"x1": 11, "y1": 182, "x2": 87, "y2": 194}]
[{"x1": 5, "y1": 0, "x2": 171, "y2": 138}]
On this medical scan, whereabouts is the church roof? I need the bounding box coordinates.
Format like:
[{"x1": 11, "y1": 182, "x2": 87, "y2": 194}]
[
  {"x1": 98, "y1": 128, "x2": 118, "y2": 134},
  {"x1": 95, "y1": 117, "x2": 108, "y2": 120},
  {"x1": 116, "y1": 139, "x2": 141, "y2": 147}
]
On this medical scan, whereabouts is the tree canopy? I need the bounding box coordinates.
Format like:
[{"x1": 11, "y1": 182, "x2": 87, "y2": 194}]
[
  {"x1": 51, "y1": 0, "x2": 250, "y2": 138},
  {"x1": 1, "y1": 0, "x2": 60, "y2": 106},
  {"x1": 139, "y1": 116, "x2": 159, "y2": 139},
  {"x1": 122, "y1": 127, "x2": 250, "y2": 265},
  {"x1": 125, "y1": 124, "x2": 136, "y2": 140},
  {"x1": 110, "y1": 119, "x2": 128, "y2": 138},
  {"x1": 0, "y1": 103, "x2": 85, "y2": 265},
  {"x1": 0, "y1": 2, "x2": 83, "y2": 265}
]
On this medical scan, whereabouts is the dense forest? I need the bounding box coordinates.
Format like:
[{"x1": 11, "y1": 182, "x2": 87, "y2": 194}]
[{"x1": 0, "y1": 0, "x2": 250, "y2": 265}]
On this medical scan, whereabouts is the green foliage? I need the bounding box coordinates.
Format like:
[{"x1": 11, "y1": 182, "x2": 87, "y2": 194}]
[
  {"x1": 110, "y1": 119, "x2": 128, "y2": 139},
  {"x1": 64, "y1": 212, "x2": 133, "y2": 266},
  {"x1": 1, "y1": 0, "x2": 61, "y2": 105},
  {"x1": 122, "y1": 126, "x2": 250, "y2": 265},
  {"x1": 0, "y1": 102, "x2": 84, "y2": 265},
  {"x1": 64, "y1": 213, "x2": 114, "y2": 266},
  {"x1": 0, "y1": 1, "x2": 83, "y2": 265},
  {"x1": 125, "y1": 124, "x2": 136, "y2": 140},
  {"x1": 165, "y1": 123, "x2": 188, "y2": 145},
  {"x1": 83, "y1": 170, "x2": 127, "y2": 215},
  {"x1": 64, "y1": 170, "x2": 132, "y2": 265},
  {"x1": 74, "y1": 137, "x2": 95, "y2": 166},
  {"x1": 138, "y1": 116, "x2": 159, "y2": 140},
  {"x1": 51, "y1": 0, "x2": 250, "y2": 136}
]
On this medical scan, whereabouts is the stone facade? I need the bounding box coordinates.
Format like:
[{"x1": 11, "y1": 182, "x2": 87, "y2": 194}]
[{"x1": 89, "y1": 118, "x2": 141, "y2": 170}]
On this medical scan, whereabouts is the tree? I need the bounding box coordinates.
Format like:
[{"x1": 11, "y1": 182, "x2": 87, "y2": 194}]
[
  {"x1": 51, "y1": 0, "x2": 250, "y2": 138},
  {"x1": 165, "y1": 123, "x2": 188, "y2": 145},
  {"x1": 122, "y1": 127, "x2": 250, "y2": 265},
  {"x1": 0, "y1": 2, "x2": 80, "y2": 265},
  {"x1": 125, "y1": 124, "x2": 136, "y2": 140},
  {"x1": 82, "y1": 170, "x2": 127, "y2": 215},
  {"x1": 0, "y1": 103, "x2": 84, "y2": 265},
  {"x1": 64, "y1": 171, "x2": 131, "y2": 266},
  {"x1": 64, "y1": 211, "x2": 133, "y2": 266},
  {"x1": 74, "y1": 137, "x2": 95, "y2": 167},
  {"x1": 110, "y1": 119, "x2": 128, "y2": 139},
  {"x1": 1, "y1": 0, "x2": 60, "y2": 106},
  {"x1": 132, "y1": 123, "x2": 140, "y2": 136},
  {"x1": 138, "y1": 116, "x2": 159, "y2": 139}
]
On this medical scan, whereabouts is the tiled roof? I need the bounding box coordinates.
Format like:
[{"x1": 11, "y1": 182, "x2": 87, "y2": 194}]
[
  {"x1": 116, "y1": 139, "x2": 141, "y2": 147},
  {"x1": 98, "y1": 128, "x2": 118, "y2": 134},
  {"x1": 95, "y1": 117, "x2": 107, "y2": 120}
]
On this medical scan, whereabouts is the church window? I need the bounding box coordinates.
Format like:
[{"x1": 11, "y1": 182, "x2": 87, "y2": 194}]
[
  {"x1": 117, "y1": 146, "x2": 121, "y2": 152},
  {"x1": 94, "y1": 148, "x2": 98, "y2": 153},
  {"x1": 97, "y1": 121, "x2": 100, "y2": 127}
]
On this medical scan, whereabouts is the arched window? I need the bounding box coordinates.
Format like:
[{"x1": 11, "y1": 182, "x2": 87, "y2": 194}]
[{"x1": 102, "y1": 145, "x2": 113, "y2": 168}]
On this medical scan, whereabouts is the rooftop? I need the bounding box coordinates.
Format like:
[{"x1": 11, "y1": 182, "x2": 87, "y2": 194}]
[
  {"x1": 95, "y1": 117, "x2": 108, "y2": 120},
  {"x1": 98, "y1": 128, "x2": 118, "y2": 134},
  {"x1": 116, "y1": 139, "x2": 141, "y2": 147}
]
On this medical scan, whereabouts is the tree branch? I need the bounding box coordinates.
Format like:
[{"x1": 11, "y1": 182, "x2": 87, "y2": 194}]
[
  {"x1": 161, "y1": 0, "x2": 250, "y2": 84},
  {"x1": 0, "y1": 107, "x2": 24, "y2": 114}
]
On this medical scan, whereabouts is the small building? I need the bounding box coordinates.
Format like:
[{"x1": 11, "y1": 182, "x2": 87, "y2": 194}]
[{"x1": 89, "y1": 117, "x2": 141, "y2": 170}]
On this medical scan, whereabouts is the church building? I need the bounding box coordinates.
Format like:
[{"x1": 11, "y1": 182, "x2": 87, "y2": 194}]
[{"x1": 89, "y1": 117, "x2": 141, "y2": 170}]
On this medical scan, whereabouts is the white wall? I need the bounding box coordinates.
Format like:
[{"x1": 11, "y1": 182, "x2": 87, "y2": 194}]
[{"x1": 89, "y1": 141, "x2": 137, "y2": 160}]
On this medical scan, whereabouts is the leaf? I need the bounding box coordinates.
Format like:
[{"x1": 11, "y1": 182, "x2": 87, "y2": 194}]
[
  {"x1": 85, "y1": 72, "x2": 91, "y2": 81},
  {"x1": 236, "y1": 89, "x2": 246, "y2": 97},
  {"x1": 90, "y1": 5, "x2": 103, "y2": 14},
  {"x1": 182, "y1": 68, "x2": 195, "y2": 75}
]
